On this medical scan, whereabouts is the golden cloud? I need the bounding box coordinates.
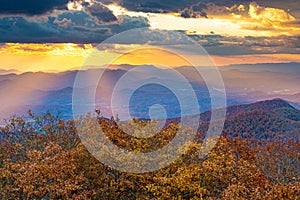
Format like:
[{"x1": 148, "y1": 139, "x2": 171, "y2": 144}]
[
  {"x1": 231, "y1": 2, "x2": 300, "y2": 36},
  {"x1": 249, "y1": 2, "x2": 296, "y2": 25},
  {"x1": 0, "y1": 43, "x2": 94, "y2": 57}
]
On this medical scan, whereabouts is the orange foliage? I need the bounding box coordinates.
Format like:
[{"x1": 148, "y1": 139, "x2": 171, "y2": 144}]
[{"x1": 0, "y1": 111, "x2": 299, "y2": 199}]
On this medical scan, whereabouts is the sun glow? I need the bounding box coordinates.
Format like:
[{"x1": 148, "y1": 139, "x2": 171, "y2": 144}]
[
  {"x1": 108, "y1": 3, "x2": 300, "y2": 37},
  {"x1": 0, "y1": 43, "x2": 95, "y2": 72}
]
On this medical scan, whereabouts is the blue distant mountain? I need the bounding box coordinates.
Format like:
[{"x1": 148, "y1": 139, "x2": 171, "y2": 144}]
[{"x1": 0, "y1": 63, "x2": 299, "y2": 121}]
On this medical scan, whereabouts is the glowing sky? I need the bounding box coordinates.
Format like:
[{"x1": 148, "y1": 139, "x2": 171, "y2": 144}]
[
  {"x1": 107, "y1": 3, "x2": 300, "y2": 37},
  {"x1": 0, "y1": 0, "x2": 300, "y2": 72},
  {"x1": 1, "y1": 42, "x2": 300, "y2": 73}
]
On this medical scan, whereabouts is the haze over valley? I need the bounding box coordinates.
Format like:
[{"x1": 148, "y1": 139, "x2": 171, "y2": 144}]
[{"x1": 1, "y1": 62, "x2": 299, "y2": 121}]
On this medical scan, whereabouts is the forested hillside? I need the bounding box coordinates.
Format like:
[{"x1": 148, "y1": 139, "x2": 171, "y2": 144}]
[{"x1": 0, "y1": 100, "x2": 299, "y2": 199}]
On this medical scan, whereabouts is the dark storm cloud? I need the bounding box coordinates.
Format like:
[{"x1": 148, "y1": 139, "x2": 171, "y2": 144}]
[
  {"x1": 0, "y1": 0, "x2": 131, "y2": 43},
  {"x1": 0, "y1": 13, "x2": 149, "y2": 43},
  {"x1": 0, "y1": 0, "x2": 69, "y2": 15},
  {"x1": 84, "y1": 2, "x2": 117, "y2": 24},
  {"x1": 0, "y1": 0, "x2": 118, "y2": 25}
]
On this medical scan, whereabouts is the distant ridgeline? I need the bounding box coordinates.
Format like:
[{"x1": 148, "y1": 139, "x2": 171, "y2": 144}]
[{"x1": 197, "y1": 99, "x2": 300, "y2": 143}]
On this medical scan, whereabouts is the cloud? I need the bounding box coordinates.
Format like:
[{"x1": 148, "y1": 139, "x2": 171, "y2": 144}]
[
  {"x1": 186, "y1": 33, "x2": 300, "y2": 55},
  {"x1": 67, "y1": 0, "x2": 118, "y2": 24},
  {"x1": 104, "y1": 0, "x2": 300, "y2": 23},
  {"x1": 92, "y1": 30, "x2": 300, "y2": 56},
  {"x1": 233, "y1": 2, "x2": 300, "y2": 33},
  {"x1": 0, "y1": 0, "x2": 119, "y2": 24},
  {"x1": 107, "y1": 0, "x2": 200, "y2": 13},
  {"x1": 99, "y1": 29, "x2": 199, "y2": 47},
  {"x1": 180, "y1": 3, "x2": 208, "y2": 18},
  {"x1": 54, "y1": 17, "x2": 73, "y2": 28},
  {"x1": 104, "y1": 0, "x2": 251, "y2": 18},
  {"x1": 240, "y1": 24, "x2": 275, "y2": 31},
  {"x1": 0, "y1": 0, "x2": 69, "y2": 15},
  {"x1": 108, "y1": 1, "x2": 242, "y2": 19},
  {"x1": 249, "y1": 2, "x2": 296, "y2": 25},
  {"x1": 84, "y1": 2, "x2": 117, "y2": 24},
  {"x1": 0, "y1": 43, "x2": 94, "y2": 56},
  {"x1": 0, "y1": 13, "x2": 149, "y2": 43},
  {"x1": 1, "y1": 0, "x2": 299, "y2": 44},
  {"x1": 0, "y1": 0, "x2": 150, "y2": 43},
  {"x1": 203, "y1": 3, "x2": 249, "y2": 18}
]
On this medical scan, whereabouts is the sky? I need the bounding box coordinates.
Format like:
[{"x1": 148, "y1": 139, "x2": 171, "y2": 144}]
[{"x1": 0, "y1": 0, "x2": 300, "y2": 72}]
